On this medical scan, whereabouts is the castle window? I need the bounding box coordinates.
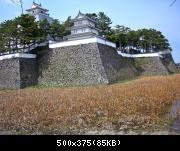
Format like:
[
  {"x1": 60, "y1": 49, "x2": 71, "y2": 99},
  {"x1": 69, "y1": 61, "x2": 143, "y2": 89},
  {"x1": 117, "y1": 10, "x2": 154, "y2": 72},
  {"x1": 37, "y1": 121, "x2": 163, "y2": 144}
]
[
  {"x1": 73, "y1": 30, "x2": 77, "y2": 34},
  {"x1": 81, "y1": 29, "x2": 85, "y2": 33}
]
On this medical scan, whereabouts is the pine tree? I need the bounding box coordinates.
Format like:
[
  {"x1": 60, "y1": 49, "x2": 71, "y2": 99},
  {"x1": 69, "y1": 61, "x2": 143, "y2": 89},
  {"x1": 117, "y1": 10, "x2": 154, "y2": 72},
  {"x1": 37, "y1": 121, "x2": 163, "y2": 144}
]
[
  {"x1": 86, "y1": 13, "x2": 98, "y2": 21},
  {"x1": 16, "y1": 14, "x2": 39, "y2": 49},
  {"x1": 63, "y1": 16, "x2": 73, "y2": 36},
  {"x1": 97, "y1": 12, "x2": 112, "y2": 37},
  {"x1": 49, "y1": 19, "x2": 66, "y2": 41},
  {"x1": 38, "y1": 19, "x2": 50, "y2": 41}
]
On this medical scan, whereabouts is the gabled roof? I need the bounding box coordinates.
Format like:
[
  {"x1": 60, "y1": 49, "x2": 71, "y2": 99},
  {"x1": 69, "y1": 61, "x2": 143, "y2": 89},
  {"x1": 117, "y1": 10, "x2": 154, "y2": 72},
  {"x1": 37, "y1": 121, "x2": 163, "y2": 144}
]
[
  {"x1": 32, "y1": 1, "x2": 42, "y2": 9},
  {"x1": 73, "y1": 11, "x2": 96, "y2": 23},
  {"x1": 26, "y1": 1, "x2": 48, "y2": 12}
]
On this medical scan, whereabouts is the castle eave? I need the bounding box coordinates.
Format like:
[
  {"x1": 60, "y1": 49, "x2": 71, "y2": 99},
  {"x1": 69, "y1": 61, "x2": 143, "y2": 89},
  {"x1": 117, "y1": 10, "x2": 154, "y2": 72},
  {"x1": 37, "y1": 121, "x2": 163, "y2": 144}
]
[
  {"x1": 73, "y1": 17, "x2": 96, "y2": 23},
  {"x1": 26, "y1": 7, "x2": 49, "y2": 12},
  {"x1": 71, "y1": 25, "x2": 100, "y2": 31}
]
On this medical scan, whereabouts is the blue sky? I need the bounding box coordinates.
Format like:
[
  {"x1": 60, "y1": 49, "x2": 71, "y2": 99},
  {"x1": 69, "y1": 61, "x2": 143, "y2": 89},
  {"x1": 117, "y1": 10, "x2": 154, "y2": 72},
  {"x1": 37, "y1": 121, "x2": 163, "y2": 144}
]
[{"x1": 0, "y1": 0, "x2": 180, "y2": 63}]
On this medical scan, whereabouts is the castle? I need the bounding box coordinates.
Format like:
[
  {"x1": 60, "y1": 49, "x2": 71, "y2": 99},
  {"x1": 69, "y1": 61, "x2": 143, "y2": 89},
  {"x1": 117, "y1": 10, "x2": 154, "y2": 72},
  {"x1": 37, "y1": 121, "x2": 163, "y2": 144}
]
[
  {"x1": 0, "y1": 2, "x2": 178, "y2": 89},
  {"x1": 26, "y1": 1, "x2": 53, "y2": 23}
]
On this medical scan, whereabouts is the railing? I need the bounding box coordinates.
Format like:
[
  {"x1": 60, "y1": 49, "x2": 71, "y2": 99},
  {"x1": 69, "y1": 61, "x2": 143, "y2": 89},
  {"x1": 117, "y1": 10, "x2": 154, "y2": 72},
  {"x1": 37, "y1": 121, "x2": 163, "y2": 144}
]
[{"x1": 0, "y1": 41, "x2": 48, "y2": 56}]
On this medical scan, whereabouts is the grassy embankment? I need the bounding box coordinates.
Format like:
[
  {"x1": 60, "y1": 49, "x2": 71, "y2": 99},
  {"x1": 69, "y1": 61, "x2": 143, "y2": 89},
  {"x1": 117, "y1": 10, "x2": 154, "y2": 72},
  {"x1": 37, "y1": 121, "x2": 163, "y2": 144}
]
[{"x1": 0, "y1": 74, "x2": 180, "y2": 134}]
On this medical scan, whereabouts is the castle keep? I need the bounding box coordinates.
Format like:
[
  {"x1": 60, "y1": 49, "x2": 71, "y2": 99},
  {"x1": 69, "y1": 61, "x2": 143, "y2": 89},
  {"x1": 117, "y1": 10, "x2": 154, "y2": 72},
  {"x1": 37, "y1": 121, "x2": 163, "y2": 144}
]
[
  {"x1": 26, "y1": 1, "x2": 53, "y2": 23},
  {"x1": 0, "y1": 3, "x2": 178, "y2": 89},
  {"x1": 65, "y1": 11, "x2": 100, "y2": 41}
]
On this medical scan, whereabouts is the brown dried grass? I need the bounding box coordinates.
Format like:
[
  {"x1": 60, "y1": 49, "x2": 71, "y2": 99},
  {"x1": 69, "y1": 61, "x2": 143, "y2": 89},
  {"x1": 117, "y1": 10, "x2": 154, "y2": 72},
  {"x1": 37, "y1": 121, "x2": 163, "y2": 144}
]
[{"x1": 0, "y1": 74, "x2": 180, "y2": 133}]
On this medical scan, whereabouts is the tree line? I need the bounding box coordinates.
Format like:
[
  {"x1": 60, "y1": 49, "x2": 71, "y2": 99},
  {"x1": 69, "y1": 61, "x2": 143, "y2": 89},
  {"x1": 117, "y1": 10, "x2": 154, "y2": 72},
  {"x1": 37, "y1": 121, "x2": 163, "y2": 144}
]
[
  {"x1": 0, "y1": 12, "x2": 171, "y2": 53},
  {"x1": 0, "y1": 14, "x2": 71, "y2": 53},
  {"x1": 86, "y1": 12, "x2": 171, "y2": 53}
]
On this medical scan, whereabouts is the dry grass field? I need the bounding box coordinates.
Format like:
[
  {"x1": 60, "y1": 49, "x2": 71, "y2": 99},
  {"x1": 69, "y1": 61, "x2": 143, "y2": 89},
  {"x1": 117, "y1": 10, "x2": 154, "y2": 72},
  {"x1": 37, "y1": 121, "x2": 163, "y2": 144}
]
[{"x1": 0, "y1": 74, "x2": 180, "y2": 134}]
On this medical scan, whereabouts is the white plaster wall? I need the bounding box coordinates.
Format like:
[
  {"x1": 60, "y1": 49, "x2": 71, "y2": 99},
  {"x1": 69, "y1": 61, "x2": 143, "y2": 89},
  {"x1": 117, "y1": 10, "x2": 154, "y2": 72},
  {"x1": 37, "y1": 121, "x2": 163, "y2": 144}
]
[
  {"x1": 117, "y1": 51, "x2": 171, "y2": 58},
  {"x1": 0, "y1": 53, "x2": 37, "y2": 61},
  {"x1": 49, "y1": 37, "x2": 116, "y2": 48}
]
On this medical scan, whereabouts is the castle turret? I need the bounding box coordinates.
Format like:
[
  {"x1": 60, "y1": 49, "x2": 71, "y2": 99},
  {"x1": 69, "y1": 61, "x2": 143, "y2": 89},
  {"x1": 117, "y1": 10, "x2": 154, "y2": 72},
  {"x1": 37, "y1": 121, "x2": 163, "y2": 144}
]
[
  {"x1": 66, "y1": 11, "x2": 100, "y2": 41},
  {"x1": 26, "y1": 1, "x2": 53, "y2": 23}
]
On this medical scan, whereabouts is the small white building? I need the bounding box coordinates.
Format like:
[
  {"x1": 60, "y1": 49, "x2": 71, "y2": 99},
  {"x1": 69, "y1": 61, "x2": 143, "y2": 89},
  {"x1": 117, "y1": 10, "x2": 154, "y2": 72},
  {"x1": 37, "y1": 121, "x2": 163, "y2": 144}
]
[
  {"x1": 65, "y1": 11, "x2": 101, "y2": 41},
  {"x1": 26, "y1": 1, "x2": 53, "y2": 23},
  {"x1": 51, "y1": 11, "x2": 116, "y2": 48}
]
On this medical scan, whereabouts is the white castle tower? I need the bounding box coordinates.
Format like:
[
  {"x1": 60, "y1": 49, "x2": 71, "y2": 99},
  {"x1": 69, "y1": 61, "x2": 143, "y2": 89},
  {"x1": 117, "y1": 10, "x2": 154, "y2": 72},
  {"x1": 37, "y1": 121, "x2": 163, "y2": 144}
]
[
  {"x1": 26, "y1": 1, "x2": 53, "y2": 23},
  {"x1": 66, "y1": 11, "x2": 100, "y2": 41}
]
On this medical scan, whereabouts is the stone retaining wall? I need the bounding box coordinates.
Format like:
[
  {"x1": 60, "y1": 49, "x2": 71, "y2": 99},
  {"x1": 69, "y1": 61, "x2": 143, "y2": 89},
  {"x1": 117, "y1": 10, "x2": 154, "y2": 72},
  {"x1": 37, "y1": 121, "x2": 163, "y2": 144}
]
[
  {"x1": 0, "y1": 59, "x2": 21, "y2": 89},
  {"x1": 20, "y1": 58, "x2": 38, "y2": 88},
  {"x1": 0, "y1": 58, "x2": 37, "y2": 89},
  {"x1": 38, "y1": 43, "x2": 138, "y2": 86},
  {"x1": 160, "y1": 54, "x2": 178, "y2": 73},
  {"x1": 0, "y1": 43, "x2": 178, "y2": 89},
  {"x1": 97, "y1": 44, "x2": 138, "y2": 82},
  {"x1": 133, "y1": 57, "x2": 169, "y2": 76}
]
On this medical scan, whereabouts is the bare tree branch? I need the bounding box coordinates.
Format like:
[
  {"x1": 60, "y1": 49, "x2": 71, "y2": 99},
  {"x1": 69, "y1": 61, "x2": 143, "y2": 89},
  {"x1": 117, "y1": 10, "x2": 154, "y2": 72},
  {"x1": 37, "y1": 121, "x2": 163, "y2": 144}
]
[
  {"x1": 10, "y1": 0, "x2": 23, "y2": 14},
  {"x1": 170, "y1": 0, "x2": 176, "y2": 7}
]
